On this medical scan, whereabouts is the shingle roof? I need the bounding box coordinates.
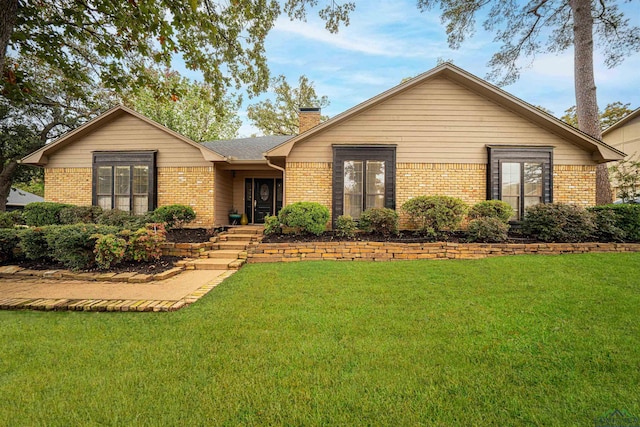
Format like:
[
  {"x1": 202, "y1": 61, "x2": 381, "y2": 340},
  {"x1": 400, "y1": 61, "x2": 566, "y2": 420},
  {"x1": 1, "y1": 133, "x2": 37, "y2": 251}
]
[
  {"x1": 7, "y1": 187, "x2": 44, "y2": 207},
  {"x1": 202, "y1": 135, "x2": 294, "y2": 160}
]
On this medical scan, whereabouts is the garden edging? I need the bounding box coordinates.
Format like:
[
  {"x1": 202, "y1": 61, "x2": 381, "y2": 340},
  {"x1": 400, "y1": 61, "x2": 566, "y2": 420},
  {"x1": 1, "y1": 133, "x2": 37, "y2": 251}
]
[{"x1": 248, "y1": 241, "x2": 640, "y2": 262}]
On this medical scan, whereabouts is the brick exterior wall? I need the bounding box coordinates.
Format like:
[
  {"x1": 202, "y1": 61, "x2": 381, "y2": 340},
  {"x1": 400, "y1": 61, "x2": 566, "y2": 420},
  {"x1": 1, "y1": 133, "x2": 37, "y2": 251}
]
[
  {"x1": 286, "y1": 162, "x2": 333, "y2": 211},
  {"x1": 157, "y1": 167, "x2": 215, "y2": 228},
  {"x1": 45, "y1": 168, "x2": 93, "y2": 205},
  {"x1": 298, "y1": 110, "x2": 321, "y2": 133},
  {"x1": 553, "y1": 165, "x2": 596, "y2": 207}
]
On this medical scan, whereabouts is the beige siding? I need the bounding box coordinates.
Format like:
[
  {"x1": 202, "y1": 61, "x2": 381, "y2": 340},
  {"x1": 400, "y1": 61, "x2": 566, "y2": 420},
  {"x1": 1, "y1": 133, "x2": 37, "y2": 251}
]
[
  {"x1": 214, "y1": 168, "x2": 234, "y2": 226},
  {"x1": 47, "y1": 114, "x2": 212, "y2": 168},
  {"x1": 604, "y1": 115, "x2": 640, "y2": 160},
  {"x1": 288, "y1": 76, "x2": 593, "y2": 165}
]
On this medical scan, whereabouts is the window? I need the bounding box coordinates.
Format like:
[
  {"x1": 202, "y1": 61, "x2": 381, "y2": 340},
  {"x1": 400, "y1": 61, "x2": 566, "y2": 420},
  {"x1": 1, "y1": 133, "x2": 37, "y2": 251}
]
[
  {"x1": 333, "y1": 146, "x2": 396, "y2": 222},
  {"x1": 93, "y1": 152, "x2": 156, "y2": 214},
  {"x1": 487, "y1": 146, "x2": 552, "y2": 220}
]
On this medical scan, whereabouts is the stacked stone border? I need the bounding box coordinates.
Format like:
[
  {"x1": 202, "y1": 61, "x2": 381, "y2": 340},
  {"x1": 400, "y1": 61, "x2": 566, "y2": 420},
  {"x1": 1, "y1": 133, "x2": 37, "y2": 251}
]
[{"x1": 248, "y1": 241, "x2": 640, "y2": 262}]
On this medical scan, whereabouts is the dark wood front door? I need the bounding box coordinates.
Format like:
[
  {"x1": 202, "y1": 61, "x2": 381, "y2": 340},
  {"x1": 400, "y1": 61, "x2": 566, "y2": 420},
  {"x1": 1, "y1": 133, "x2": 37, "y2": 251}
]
[{"x1": 254, "y1": 179, "x2": 274, "y2": 223}]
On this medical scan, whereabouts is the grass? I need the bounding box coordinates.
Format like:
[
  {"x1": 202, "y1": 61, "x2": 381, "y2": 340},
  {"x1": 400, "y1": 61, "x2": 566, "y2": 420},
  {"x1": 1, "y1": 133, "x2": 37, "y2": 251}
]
[{"x1": 1, "y1": 253, "x2": 639, "y2": 425}]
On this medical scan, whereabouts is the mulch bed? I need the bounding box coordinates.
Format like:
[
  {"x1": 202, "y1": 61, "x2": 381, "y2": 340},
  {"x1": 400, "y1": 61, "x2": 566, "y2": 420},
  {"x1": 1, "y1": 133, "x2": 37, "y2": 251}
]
[
  {"x1": 166, "y1": 228, "x2": 217, "y2": 243},
  {"x1": 13, "y1": 256, "x2": 183, "y2": 275}
]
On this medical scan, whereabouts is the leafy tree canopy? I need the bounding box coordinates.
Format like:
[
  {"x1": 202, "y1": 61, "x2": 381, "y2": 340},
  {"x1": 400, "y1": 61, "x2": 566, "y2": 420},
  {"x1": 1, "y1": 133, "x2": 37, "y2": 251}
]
[
  {"x1": 561, "y1": 102, "x2": 634, "y2": 130},
  {"x1": 247, "y1": 74, "x2": 330, "y2": 135},
  {"x1": 123, "y1": 69, "x2": 241, "y2": 142}
]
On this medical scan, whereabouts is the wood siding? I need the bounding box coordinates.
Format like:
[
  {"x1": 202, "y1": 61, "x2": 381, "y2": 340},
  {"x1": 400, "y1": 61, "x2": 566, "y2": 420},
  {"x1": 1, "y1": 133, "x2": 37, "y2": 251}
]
[
  {"x1": 287, "y1": 76, "x2": 594, "y2": 165},
  {"x1": 603, "y1": 115, "x2": 640, "y2": 160},
  {"x1": 214, "y1": 168, "x2": 234, "y2": 226},
  {"x1": 47, "y1": 114, "x2": 212, "y2": 168}
]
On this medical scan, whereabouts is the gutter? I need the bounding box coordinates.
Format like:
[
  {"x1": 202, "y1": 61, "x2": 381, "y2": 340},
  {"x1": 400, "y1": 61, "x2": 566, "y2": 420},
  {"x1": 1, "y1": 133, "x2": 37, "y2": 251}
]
[{"x1": 265, "y1": 156, "x2": 286, "y2": 206}]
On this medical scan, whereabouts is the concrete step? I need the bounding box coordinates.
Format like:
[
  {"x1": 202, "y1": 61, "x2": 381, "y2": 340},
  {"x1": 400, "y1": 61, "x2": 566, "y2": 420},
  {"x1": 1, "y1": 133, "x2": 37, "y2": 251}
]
[
  {"x1": 205, "y1": 249, "x2": 243, "y2": 259},
  {"x1": 217, "y1": 241, "x2": 250, "y2": 251},
  {"x1": 190, "y1": 258, "x2": 238, "y2": 270}
]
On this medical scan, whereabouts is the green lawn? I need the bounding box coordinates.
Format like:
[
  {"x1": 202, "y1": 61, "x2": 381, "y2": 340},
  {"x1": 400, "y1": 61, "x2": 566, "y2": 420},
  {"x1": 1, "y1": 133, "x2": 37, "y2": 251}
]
[{"x1": 1, "y1": 254, "x2": 639, "y2": 426}]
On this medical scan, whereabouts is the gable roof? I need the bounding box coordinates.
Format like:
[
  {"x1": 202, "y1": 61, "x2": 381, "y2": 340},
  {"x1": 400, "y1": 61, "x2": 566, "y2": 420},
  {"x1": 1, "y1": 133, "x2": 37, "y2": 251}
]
[
  {"x1": 203, "y1": 135, "x2": 293, "y2": 160},
  {"x1": 602, "y1": 107, "x2": 640, "y2": 136},
  {"x1": 7, "y1": 187, "x2": 44, "y2": 207},
  {"x1": 20, "y1": 105, "x2": 226, "y2": 166},
  {"x1": 266, "y1": 63, "x2": 625, "y2": 163}
]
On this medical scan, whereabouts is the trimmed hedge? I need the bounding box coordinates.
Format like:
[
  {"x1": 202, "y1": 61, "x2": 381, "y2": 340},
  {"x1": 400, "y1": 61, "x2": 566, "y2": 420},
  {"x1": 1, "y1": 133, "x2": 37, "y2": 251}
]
[
  {"x1": 0, "y1": 229, "x2": 20, "y2": 262},
  {"x1": 0, "y1": 211, "x2": 24, "y2": 228},
  {"x1": 278, "y1": 202, "x2": 329, "y2": 236},
  {"x1": 46, "y1": 224, "x2": 120, "y2": 270},
  {"x1": 402, "y1": 195, "x2": 467, "y2": 235},
  {"x1": 59, "y1": 205, "x2": 103, "y2": 224},
  {"x1": 22, "y1": 202, "x2": 73, "y2": 226},
  {"x1": 151, "y1": 204, "x2": 196, "y2": 229},
  {"x1": 359, "y1": 208, "x2": 399, "y2": 236},
  {"x1": 467, "y1": 217, "x2": 510, "y2": 243},
  {"x1": 521, "y1": 203, "x2": 595, "y2": 243},
  {"x1": 588, "y1": 204, "x2": 640, "y2": 242},
  {"x1": 468, "y1": 200, "x2": 513, "y2": 223}
]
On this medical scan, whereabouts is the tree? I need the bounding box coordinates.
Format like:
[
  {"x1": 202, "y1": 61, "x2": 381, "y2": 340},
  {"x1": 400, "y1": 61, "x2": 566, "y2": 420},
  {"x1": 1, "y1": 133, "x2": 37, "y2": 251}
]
[
  {"x1": 123, "y1": 69, "x2": 241, "y2": 142},
  {"x1": 0, "y1": 54, "x2": 114, "y2": 211},
  {"x1": 416, "y1": 0, "x2": 640, "y2": 204},
  {"x1": 247, "y1": 75, "x2": 330, "y2": 135},
  {"x1": 561, "y1": 102, "x2": 634, "y2": 130},
  {"x1": 609, "y1": 158, "x2": 640, "y2": 203},
  {"x1": 0, "y1": 1, "x2": 354, "y2": 109}
]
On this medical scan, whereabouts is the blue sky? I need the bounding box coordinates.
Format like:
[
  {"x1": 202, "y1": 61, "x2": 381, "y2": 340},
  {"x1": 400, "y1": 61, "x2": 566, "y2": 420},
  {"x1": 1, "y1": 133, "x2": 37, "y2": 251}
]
[{"x1": 187, "y1": 1, "x2": 640, "y2": 137}]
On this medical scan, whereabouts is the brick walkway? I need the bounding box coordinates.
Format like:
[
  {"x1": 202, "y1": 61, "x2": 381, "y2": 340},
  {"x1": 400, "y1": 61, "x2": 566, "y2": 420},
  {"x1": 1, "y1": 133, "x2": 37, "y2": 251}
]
[{"x1": 0, "y1": 269, "x2": 235, "y2": 312}]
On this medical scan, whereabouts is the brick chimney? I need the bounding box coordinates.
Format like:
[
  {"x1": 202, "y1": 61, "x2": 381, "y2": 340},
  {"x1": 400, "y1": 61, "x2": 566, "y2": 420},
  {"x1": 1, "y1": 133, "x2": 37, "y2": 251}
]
[{"x1": 298, "y1": 107, "x2": 321, "y2": 134}]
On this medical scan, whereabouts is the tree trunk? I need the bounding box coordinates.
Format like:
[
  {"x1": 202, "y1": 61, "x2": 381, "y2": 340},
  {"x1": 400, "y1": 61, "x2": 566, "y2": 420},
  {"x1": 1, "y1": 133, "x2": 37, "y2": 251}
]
[
  {"x1": 570, "y1": 0, "x2": 612, "y2": 204},
  {"x1": 0, "y1": 160, "x2": 19, "y2": 212},
  {"x1": 0, "y1": 0, "x2": 18, "y2": 75}
]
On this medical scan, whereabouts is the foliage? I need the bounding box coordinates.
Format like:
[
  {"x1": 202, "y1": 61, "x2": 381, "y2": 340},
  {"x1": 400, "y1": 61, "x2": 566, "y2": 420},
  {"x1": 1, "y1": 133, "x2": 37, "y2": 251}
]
[
  {"x1": 588, "y1": 208, "x2": 627, "y2": 243},
  {"x1": 97, "y1": 209, "x2": 151, "y2": 230},
  {"x1": 561, "y1": 102, "x2": 634, "y2": 130},
  {"x1": 0, "y1": 210, "x2": 23, "y2": 228},
  {"x1": 466, "y1": 217, "x2": 510, "y2": 243},
  {"x1": 358, "y1": 208, "x2": 399, "y2": 236},
  {"x1": 609, "y1": 158, "x2": 640, "y2": 203},
  {"x1": 588, "y1": 204, "x2": 640, "y2": 242},
  {"x1": 18, "y1": 227, "x2": 51, "y2": 260},
  {"x1": 45, "y1": 224, "x2": 120, "y2": 270},
  {"x1": 93, "y1": 234, "x2": 128, "y2": 270},
  {"x1": 335, "y1": 215, "x2": 358, "y2": 238},
  {"x1": 521, "y1": 203, "x2": 595, "y2": 243},
  {"x1": 123, "y1": 69, "x2": 241, "y2": 142},
  {"x1": 22, "y1": 202, "x2": 73, "y2": 226},
  {"x1": 59, "y1": 205, "x2": 103, "y2": 225},
  {"x1": 151, "y1": 204, "x2": 196, "y2": 229},
  {"x1": 0, "y1": 228, "x2": 20, "y2": 262},
  {"x1": 125, "y1": 223, "x2": 167, "y2": 262},
  {"x1": 468, "y1": 200, "x2": 513, "y2": 223},
  {"x1": 263, "y1": 215, "x2": 281, "y2": 236},
  {"x1": 278, "y1": 202, "x2": 330, "y2": 236},
  {"x1": 402, "y1": 195, "x2": 467, "y2": 235},
  {"x1": 11, "y1": 175, "x2": 44, "y2": 198},
  {"x1": 247, "y1": 74, "x2": 330, "y2": 135}
]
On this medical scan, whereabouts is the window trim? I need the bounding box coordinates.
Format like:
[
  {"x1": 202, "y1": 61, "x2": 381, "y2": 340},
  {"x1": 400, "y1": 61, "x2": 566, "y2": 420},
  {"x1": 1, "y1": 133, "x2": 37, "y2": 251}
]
[
  {"x1": 487, "y1": 146, "x2": 553, "y2": 219},
  {"x1": 92, "y1": 151, "x2": 157, "y2": 213},
  {"x1": 332, "y1": 145, "x2": 396, "y2": 224}
]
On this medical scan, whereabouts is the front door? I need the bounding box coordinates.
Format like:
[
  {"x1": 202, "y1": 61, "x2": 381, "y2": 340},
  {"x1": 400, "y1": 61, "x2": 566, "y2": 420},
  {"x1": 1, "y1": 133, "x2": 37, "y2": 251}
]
[{"x1": 254, "y1": 179, "x2": 274, "y2": 223}]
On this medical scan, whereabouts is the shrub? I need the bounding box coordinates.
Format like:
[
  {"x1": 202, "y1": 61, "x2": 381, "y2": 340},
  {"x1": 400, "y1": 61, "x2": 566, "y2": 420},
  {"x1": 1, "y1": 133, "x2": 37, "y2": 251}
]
[
  {"x1": 402, "y1": 195, "x2": 468, "y2": 235},
  {"x1": 358, "y1": 208, "x2": 399, "y2": 236},
  {"x1": 468, "y1": 200, "x2": 513, "y2": 223},
  {"x1": 278, "y1": 202, "x2": 329, "y2": 236},
  {"x1": 151, "y1": 204, "x2": 196, "y2": 229},
  {"x1": 0, "y1": 211, "x2": 24, "y2": 228},
  {"x1": 46, "y1": 224, "x2": 120, "y2": 270},
  {"x1": 466, "y1": 217, "x2": 510, "y2": 243},
  {"x1": 97, "y1": 209, "x2": 151, "y2": 229},
  {"x1": 93, "y1": 234, "x2": 127, "y2": 269},
  {"x1": 0, "y1": 229, "x2": 20, "y2": 262},
  {"x1": 19, "y1": 227, "x2": 51, "y2": 260},
  {"x1": 335, "y1": 215, "x2": 357, "y2": 238},
  {"x1": 588, "y1": 208, "x2": 626, "y2": 242},
  {"x1": 22, "y1": 202, "x2": 72, "y2": 226},
  {"x1": 59, "y1": 205, "x2": 103, "y2": 224},
  {"x1": 125, "y1": 223, "x2": 166, "y2": 262},
  {"x1": 521, "y1": 203, "x2": 595, "y2": 243},
  {"x1": 588, "y1": 204, "x2": 640, "y2": 242},
  {"x1": 263, "y1": 215, "x2": 281, "y2": 235}
]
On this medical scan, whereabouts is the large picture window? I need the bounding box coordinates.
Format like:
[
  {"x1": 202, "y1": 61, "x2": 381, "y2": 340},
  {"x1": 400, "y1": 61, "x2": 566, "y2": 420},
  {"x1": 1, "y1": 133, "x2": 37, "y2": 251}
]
[
  {"x1": 333, "y1": 146, "x2": 396, "y2": 222},
  {"x1": 487, "y1": 146, "x2": 552, "y2": 220},
  {"x1": 93, "y1": 152, "x2": 156, "y2": 214}
]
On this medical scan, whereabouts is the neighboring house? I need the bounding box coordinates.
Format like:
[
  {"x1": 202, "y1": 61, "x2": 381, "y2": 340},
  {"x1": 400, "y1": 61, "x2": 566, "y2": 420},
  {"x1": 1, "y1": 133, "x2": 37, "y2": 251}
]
[
  {"x1": 6, "y1": 187, "x2": 44, "y2": 211},
  {"x1": 21, "y1": 63, "x2": 624, "y2": 228},
  {"x1": 602, "y1": 107, "x2": 640, "y2": 160}
]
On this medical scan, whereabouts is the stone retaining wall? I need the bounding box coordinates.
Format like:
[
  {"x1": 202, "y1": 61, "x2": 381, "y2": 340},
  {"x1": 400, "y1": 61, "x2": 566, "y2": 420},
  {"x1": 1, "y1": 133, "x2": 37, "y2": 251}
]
[
  {"x1": 248, "y1": 241, "x2": 640, "y2": 263},
  {"x1": 161, "y1": 241, "x2": 217, "y2": 258}
]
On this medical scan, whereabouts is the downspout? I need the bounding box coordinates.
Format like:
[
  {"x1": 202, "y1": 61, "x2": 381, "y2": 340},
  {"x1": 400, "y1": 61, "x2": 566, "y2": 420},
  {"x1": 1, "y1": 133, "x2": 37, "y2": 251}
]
[{"x1": 266, "y1": 157, "x2": 286, "y2": 206}]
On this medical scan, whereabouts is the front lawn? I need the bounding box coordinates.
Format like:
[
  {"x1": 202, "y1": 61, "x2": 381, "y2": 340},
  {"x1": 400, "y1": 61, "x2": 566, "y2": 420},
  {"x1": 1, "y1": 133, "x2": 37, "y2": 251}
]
[{"x1": 1, "y1": 253, "x2": 639, "y2": 425}]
